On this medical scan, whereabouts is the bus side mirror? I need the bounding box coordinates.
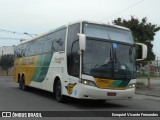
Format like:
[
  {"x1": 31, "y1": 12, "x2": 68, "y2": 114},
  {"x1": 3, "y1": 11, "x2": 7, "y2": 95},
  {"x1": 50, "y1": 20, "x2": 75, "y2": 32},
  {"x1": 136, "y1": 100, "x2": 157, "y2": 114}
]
[
  {"x1": 78, "y1": 33, "x2": 86, "y2": 51},
  {"x1": 135, "y1": 43, "x2": 147, "y2": 61}
]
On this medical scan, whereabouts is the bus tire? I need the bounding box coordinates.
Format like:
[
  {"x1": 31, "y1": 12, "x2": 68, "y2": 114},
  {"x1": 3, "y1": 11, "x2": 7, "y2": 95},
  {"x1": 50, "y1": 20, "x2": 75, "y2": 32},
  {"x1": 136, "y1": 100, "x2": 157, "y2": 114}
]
[
  {"x1": 18, "y1": 75, "x2": 21, "y2": 89},
  {"x1": 55, "y1": 80, "x2": 65, "y2": 103},
  {"x1": 19, "y1": 76, "x2": 27, "y2": 91}
]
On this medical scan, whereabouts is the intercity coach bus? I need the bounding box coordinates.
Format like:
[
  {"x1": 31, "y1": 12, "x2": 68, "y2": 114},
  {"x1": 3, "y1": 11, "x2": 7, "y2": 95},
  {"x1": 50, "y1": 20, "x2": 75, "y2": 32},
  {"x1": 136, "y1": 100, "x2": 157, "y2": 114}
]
[{"x1": 13, "y1": 21, "x2": 147, "y2": 102}]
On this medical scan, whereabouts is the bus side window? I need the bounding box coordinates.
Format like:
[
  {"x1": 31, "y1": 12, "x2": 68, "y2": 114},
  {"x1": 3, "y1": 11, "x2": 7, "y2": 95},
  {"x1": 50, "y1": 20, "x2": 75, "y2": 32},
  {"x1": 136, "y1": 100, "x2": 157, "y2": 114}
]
[
  {"x1": 53, "y1": 28, "x2": 66, "y2": 52},
  {"x1": 43, "y1": 34, "x2": 54, "y2": 53},
  {"x1": 25, "y1": 42, "x2": 31, "y2": 56},
  {"x1": 43, "y1": 28, "x2": 66, "y2": 54},
  {"x1": 17, "y1": 45, "x2": 24, "y2": 58},
  {"x1": 35, "y1": 38, "x2": 44, "y2": 55},
  {"x1": 25, "y1": 41, "x2": 33, "y2": 56}
]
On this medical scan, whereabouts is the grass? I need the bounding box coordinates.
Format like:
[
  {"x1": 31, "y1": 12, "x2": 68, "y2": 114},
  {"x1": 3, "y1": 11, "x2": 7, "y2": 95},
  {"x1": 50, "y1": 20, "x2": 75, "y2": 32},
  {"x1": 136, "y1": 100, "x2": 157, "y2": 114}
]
[{"x1": 137, "y1": 74, "x2": 160, "y2": 79}]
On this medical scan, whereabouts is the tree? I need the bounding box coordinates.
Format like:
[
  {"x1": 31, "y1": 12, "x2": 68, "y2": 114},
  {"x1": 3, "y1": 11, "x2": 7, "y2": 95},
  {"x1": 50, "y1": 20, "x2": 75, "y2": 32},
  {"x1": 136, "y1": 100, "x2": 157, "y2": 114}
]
[
  {"x1": 0, "y1": 54, "x2": 14, "y2": 76},
  {"x1": 113, "y1": 16, "x2": 160, "y2": 61}
]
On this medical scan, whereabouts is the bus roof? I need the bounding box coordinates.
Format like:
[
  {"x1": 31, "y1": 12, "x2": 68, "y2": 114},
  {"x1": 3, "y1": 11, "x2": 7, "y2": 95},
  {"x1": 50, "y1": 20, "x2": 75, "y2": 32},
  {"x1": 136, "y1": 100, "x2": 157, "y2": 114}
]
[{"x1": 18, "y1": 20, "x2": 131, "y2": 46}]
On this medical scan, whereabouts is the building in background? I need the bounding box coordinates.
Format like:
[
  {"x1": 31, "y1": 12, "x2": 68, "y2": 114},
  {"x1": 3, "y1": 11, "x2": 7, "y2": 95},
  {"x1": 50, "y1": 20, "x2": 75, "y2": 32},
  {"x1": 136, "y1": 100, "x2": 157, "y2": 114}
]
[{"x1": 0, "y1": 46, "x2": 14, "y2": 58}]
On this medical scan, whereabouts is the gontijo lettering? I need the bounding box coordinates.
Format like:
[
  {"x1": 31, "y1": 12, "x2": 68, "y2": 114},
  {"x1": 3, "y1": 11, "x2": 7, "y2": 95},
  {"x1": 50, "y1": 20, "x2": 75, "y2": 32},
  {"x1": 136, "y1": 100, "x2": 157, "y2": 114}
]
[{"x1": 22, "y1": 58, "x2": 35, "y2": 65}]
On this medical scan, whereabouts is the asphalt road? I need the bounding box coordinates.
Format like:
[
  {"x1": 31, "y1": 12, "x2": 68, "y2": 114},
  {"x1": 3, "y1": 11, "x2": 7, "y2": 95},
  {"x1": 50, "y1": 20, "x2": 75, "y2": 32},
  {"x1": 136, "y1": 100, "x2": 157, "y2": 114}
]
[{"x1": 0, "y1": 76, "x2": 160, "y2": 120}]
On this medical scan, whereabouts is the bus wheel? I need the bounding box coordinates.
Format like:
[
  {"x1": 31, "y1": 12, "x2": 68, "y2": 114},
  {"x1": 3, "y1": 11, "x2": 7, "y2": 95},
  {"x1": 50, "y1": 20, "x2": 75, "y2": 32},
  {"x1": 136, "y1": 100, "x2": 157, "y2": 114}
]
[
  {"x1": 19, "y1": 79, "x2": 22, "y2": 90},
  {"x1": 55, "y1": 80, "x2": 65, "y2": 103},
  {"x1": 19, "y1": 76, "x2": 27, "y2": 91}
]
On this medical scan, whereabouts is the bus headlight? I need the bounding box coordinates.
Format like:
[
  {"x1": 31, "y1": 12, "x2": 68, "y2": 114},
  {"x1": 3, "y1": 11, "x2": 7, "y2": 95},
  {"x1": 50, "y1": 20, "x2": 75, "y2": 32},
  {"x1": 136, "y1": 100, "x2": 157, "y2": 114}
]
[
  {"x1": 81, "y1": 79, "x2": 96, "y2": 87},
  {"x1": 128, "y1": 83, "x2": 136, "y2": 89}
]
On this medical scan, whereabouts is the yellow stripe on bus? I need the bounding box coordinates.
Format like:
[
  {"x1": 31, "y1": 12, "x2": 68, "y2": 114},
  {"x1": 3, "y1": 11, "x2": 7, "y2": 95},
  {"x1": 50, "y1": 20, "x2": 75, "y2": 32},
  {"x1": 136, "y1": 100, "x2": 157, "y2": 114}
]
[{"x1": 14, "y1": 55, "x2": 39, "y2": 85}]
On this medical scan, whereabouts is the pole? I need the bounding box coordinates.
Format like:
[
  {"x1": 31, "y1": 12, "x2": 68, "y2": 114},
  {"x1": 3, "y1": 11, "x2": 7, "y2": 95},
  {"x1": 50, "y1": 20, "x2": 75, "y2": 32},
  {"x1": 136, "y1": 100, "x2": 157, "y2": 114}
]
[
  {"x1": 147, "y1": 61, "x2": 151, "y2": 89},
  {"x1": 157, "y1": 57, "x2": 159, "y2": 76}
]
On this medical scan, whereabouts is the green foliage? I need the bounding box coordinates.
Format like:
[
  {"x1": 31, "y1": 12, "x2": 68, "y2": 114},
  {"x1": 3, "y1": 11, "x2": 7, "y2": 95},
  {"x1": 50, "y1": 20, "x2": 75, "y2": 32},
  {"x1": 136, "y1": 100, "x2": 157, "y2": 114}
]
[
  {"x1": 0, "y1": 54, "x2": 14, "y2": 70},
  {"x1": 113, "y1": 16, "x2": 160, "y2": 61}
]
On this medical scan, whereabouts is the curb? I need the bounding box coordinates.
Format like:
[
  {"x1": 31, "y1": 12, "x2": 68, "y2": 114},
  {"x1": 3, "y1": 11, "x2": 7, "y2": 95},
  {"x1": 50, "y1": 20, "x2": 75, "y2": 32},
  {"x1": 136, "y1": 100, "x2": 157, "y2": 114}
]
[{"x1": 135, "y1": 93, "x2": 160, "y2": 97}]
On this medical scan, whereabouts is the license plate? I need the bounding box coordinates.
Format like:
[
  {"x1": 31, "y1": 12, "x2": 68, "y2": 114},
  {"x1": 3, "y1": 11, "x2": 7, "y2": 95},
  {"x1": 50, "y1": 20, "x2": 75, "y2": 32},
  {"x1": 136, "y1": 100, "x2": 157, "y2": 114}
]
[{"x1": 107, "y1": 92, "x2": 116, "y2": 96}]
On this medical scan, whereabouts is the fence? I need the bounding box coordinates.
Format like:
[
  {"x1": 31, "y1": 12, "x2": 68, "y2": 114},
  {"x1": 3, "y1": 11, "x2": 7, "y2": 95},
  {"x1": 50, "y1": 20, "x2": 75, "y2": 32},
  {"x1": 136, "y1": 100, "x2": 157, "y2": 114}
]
[
  {"x1": 136, "y1": 61, "x2": 160, "y2": 78},
  {"x1": 136, "y1": 61, "x2": 160, "y2": 88}
]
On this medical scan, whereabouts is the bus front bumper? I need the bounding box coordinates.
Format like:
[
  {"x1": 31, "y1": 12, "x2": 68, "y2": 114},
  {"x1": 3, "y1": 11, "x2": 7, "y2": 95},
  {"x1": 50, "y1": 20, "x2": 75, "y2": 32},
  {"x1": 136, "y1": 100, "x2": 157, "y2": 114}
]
[{"x1": 74, "y1": 84, "x2": 135, "y2": 100}]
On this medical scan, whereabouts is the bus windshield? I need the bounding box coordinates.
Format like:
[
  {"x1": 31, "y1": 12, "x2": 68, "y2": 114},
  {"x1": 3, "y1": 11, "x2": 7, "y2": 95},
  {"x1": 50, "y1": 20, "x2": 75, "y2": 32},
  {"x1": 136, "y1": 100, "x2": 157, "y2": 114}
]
[
  {"x1": 82, "y1": 23, "x2": 136, "y2": 80},
  {"x1": 83, "y1": 23, "x2": 134, "y2": 44}
]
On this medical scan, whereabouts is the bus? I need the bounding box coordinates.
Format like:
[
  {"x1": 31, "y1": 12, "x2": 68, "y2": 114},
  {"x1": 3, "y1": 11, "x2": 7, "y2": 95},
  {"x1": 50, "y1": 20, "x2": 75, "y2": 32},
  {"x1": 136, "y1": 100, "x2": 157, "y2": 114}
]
[{"x1": 13, "y1": 21, "x2": 147, "y2": 102}]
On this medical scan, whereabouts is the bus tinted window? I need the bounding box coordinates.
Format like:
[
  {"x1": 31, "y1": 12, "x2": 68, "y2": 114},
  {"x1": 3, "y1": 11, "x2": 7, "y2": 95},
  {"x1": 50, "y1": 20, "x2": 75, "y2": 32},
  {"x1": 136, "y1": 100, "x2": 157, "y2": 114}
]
[
  {"x1": 43, "y1": 34, "x2": 54, "y2": 53},
  {"x1": 16, "y1": 44, "x2": 26, "y2": 58},
  {"x1": 26, "y1": 41, "x2": 36, "y2": 56},
  {"x1": 35, "y1": 38, "x2": 44, "y2": 55},
  {"x1": 83, "y1": 23, "x2": 134, "y2": 44},
  {"x1": 43, "y1": 28, "x2": 66, "y2": 53},
  {"x1": 15, "y1": 27, "x2": 66, "y2": 58},
  {"x1": 53, "y1": 28, "x2": 66, "y2": 52},
  {"x1": 67, "y1": 23, "x2": 80, "y2": 77}
]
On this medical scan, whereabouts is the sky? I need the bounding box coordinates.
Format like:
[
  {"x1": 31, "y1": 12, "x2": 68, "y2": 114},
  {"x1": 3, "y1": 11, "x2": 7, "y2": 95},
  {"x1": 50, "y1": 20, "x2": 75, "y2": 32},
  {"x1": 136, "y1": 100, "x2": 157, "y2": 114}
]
[{"x1": 0, "y1": 0, "x2": 160, "y2": 57}]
